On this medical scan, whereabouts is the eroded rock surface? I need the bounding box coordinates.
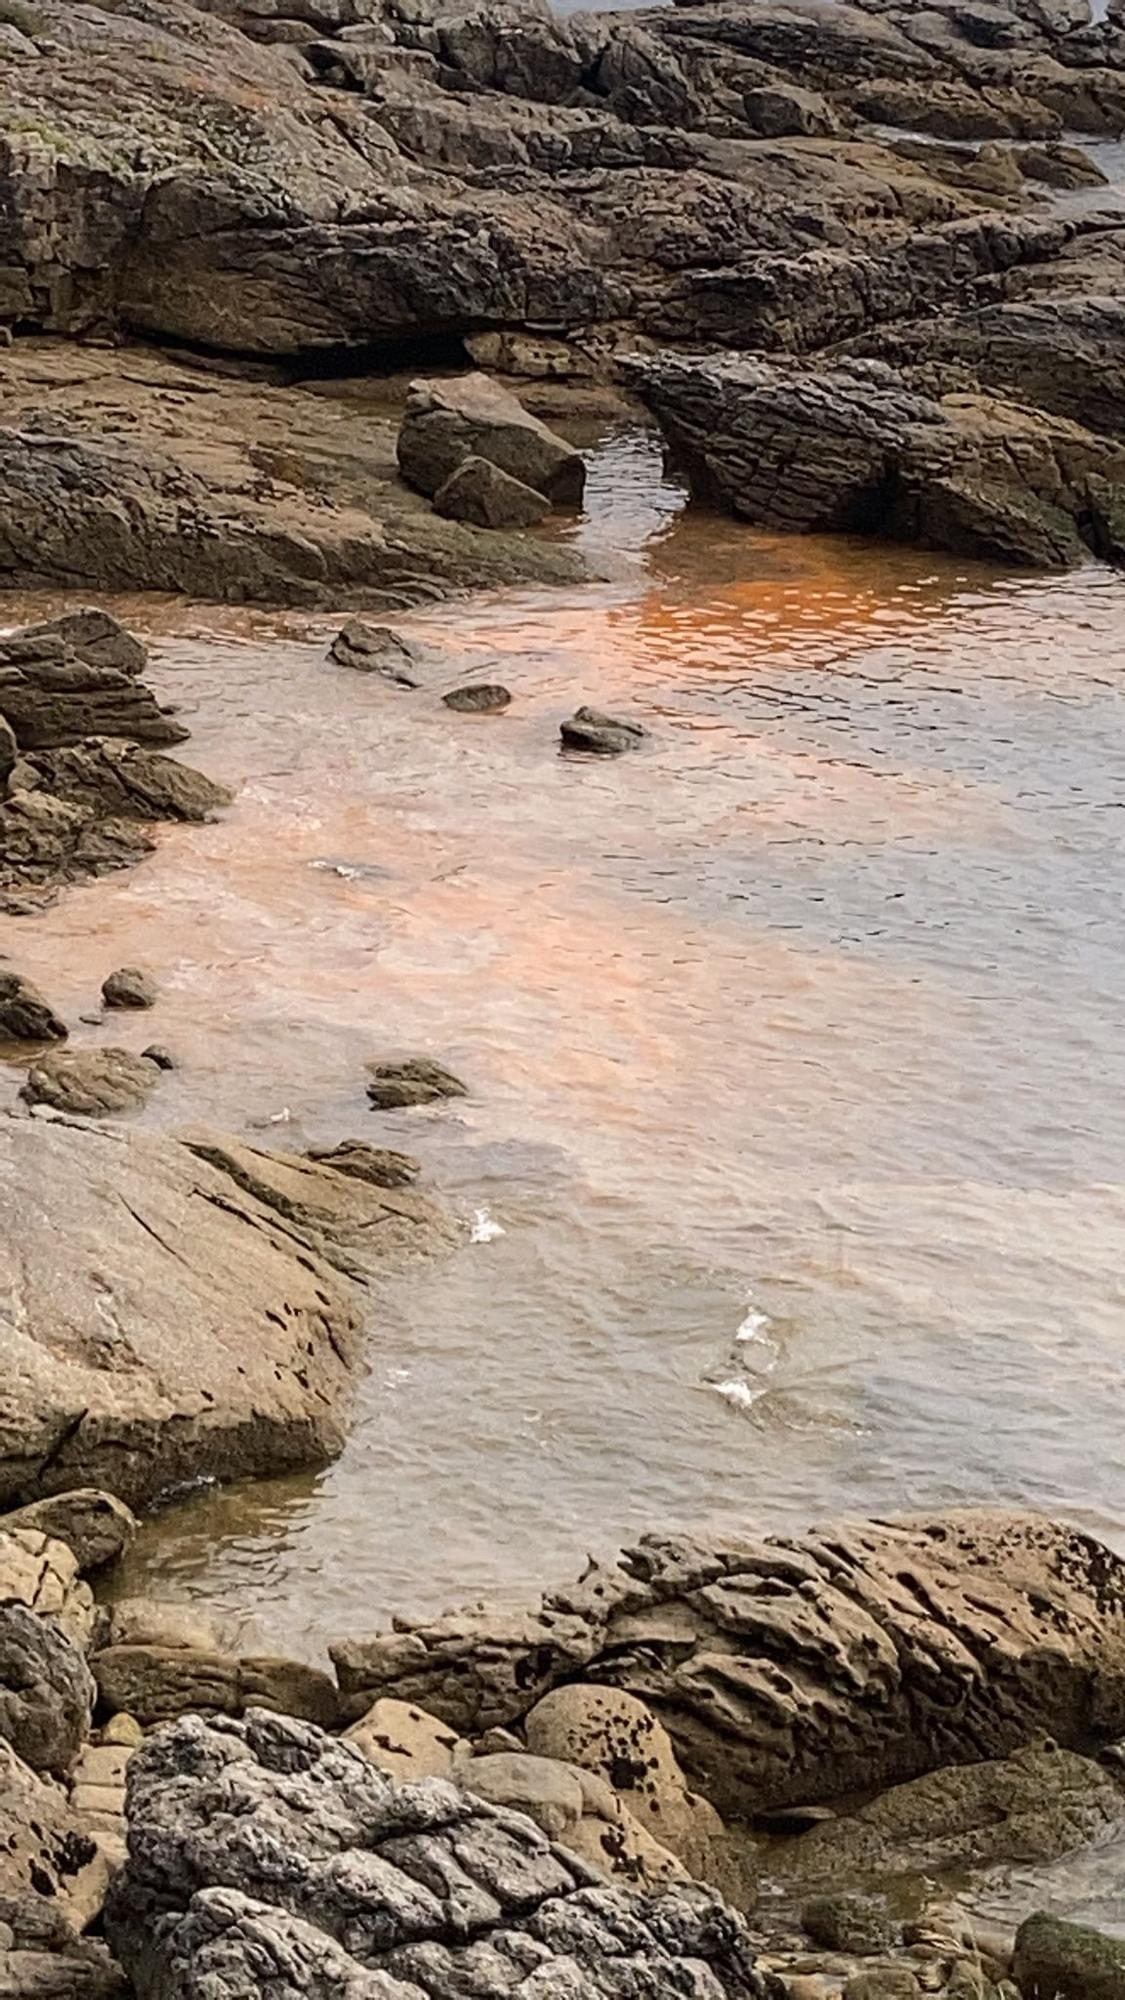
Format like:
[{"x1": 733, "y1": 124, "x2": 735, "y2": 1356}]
[
  {"x1": 331, "y1": 1512, "x2": 1125, "y2": 1818},
  {"x1": 20, "y1": 1047, "x2": 163, "y2": 1117},
  {"x1": 0, "y1": 970, "x2": 66, "y2": 1042},
  {"x1": 107, "y1": 1709, "x2": 766, "y2": 1999},
  {"x1": 0, "y1": 1603, "x2": 94, "y2": 1778},
  {"x1": 0, "y1": 1116, "x2": 366, "y2": 1509}
]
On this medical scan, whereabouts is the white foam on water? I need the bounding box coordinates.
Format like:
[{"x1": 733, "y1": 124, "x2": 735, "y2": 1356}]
[
  {"x1": 470, "y1": 1206, "x2": 505, "y2": 1243},
  {"x1": 708, "y1": 1377, "x2": 770, "y2": 1411}
]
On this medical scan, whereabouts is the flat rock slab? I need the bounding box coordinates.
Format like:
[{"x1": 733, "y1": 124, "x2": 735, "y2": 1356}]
[
  {"x1": 0, "y1": 1117, "x2": 364, "y2": 1509},
  {"x1": 91, "y1": 1645, "x2": 339, "y2": 1729},
  {"x1": 331, "y1": 1510, "x2": 1125, "y2": 1819},
  {"x1": 106, "y1": 1710, "x2": 765, "y2": 2000}
]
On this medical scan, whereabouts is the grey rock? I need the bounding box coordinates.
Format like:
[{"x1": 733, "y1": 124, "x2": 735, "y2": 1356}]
[
  {"x1": 328, "y1": 621, "x2": 425, "y2": 687},
  {"x1": 433, "y1": 456, "x2": 551, "y2": 530},
  {"x1": 0, "y1": 633, "x2": 186, "y2": 753},
  {"x1": 20, "y1": 1048, "x2": 162, "y2": 1116},
  {"x1": 0, "y1": 1605, "x2": 94, "y2": 1778},
  {"x1": 398, "y1": 375, "x2": 585, "y2": 510},
  {"x1": 560, "y1": 707, "x2": 647, "y2": 755},
  {"x1": 441, "y1": 684, "x2": 512, "y2": 713},
  {"x1": 0, "y1": 1117, "x2": 366, "y2": 1511},
  {"x1": 107, "y1": 1710, "x2": 765, "y2": 1999},
  {"x1": 101, "y1": 966, "x2": 157, "y2": 1011},
  {"x1": 17, "y1": 612, "x2": 147, "y2": 679},
  {"x1": 366, "y1": 1058, "x2": 469, "y2": 1109},
  {"x1": 330, "y1": 1511, "x2": 1125, "y2": 1821},
  {"x1": 0, "y1": 970, "x2": 66, "y2": 1042}
]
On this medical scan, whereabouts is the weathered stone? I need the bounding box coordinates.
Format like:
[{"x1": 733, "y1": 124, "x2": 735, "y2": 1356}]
[
  {"x1": 0, "y1": 1492, "x2": 136, "y2": 1575},
  {"x1": 803, "y1": 1893, "x2": 898, "y2": 1956},
  {"x1": 442, "y1": 683, "x2": 513, "y2": 713},
  {"x1": 366, "y1": 1057, "x2": 469, "y2": 1108},
  {"x1": 0, "y1": 1118, "x2": 365, "y2": 1511},
  {"x1": 560, "y1": 706, "x2": 647, "y2": 754},
  {"x1": 0, "y1": 635, "x2": 186, "y2": 753},
  {"x1": 18, "y1": 612, "x2": 147, "y2": 679},
  {"x1": 306, "y1": 1138, "x2": 421, "y2": 1188},
  {"x1": 464, "y1": 1748, "x2": 687, "y2": 1891},
  {"x1": 20, "y1": 1048, "x2": 162, "y2": 1116},
  {"x1": 0, "y1": 971, "x2": 66, "y2": 1043},
  {"x1": 91, "y1": 1646, "x2": 340, "y2": 1728},
  {"x1": 331, "y1": 1511, "x2": 1125, "y2": 1819},
  {"x1": 100, "y1": 1600, "x2": 226, "y2": 1654},
  {"x1": 328, "y1": 620, "x2": 425, "y2": 686},
  {"x1": 0, "y1": 1605, "x2": 94, "y2": 1777},
  {"x1": 398, "y1": 375, "x2": 586, "y2": 508},
  {"x1": 1013, "y1": 1913, "x2": 1125, "y2": 1999},
  {"x1": 345, "y1": 1697, "x2": 465, "y2": 1782},
  {"x1": 0, "y1": 1529, "x2": 96, "y2": 1652},
  {"x1": 106, "y1": 1710, "x2": 765, "y2": 1999},
  {"x1": 100, "y1": 967, "x2": 157, "y2": 1010},
  {"x1": 139, "y1": 1043, "x2": 176, "y2": 1071},
  {"x1": 433, "y1": 455, "x2": 552, "y2": 530},
  {"x1": 0, "y1": 1737, "x2": 110, "y2": 1935}
]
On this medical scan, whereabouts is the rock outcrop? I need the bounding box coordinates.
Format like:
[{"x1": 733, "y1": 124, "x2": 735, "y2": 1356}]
[
  {"x1": 330, "y1": 1511, "x2": 1125, "y2": 1819},
  {"x1": 20, "y1": 1047, "x2": 164, "y2": 1116},
  {"x1": 0, "y1": 632, "x2": 185, "y2": 752},
  {"x1": 399, "y1": 375, "x2": 585, "y2": 509},
  {"x1": 107, "y1": 1709, "x2": 766, "y2": 1999},
  {"x1": 0, "y1": 1117, "x2": 366, "y2": 1510},
  {"x1": 366, "y1": 1057, "x2": 469, "y2": 1108}
]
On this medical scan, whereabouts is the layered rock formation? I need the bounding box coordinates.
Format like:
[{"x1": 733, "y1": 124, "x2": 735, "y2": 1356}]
[{"x1": 331, "y1": 1510, "x2": 1125, "y2": 1817}]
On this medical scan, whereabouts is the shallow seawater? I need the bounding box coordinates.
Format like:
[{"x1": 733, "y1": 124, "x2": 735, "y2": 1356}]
[{"x1": 5, "y1": 424, "x2": 1125, "y2": 1924}]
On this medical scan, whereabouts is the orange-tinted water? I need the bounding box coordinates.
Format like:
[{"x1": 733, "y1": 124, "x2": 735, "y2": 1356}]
[{"x1": 5, "y1": 434, "x2": 1125, "y2": 1925}]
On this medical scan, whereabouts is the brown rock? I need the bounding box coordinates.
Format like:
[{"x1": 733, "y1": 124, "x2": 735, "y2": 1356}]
[
  {"x1": 20, "y1": 1047, "x2": 162, "y2": 1116},
  {"x1": 366, "y1": 1056, "x2": 468, "y2": 1108},
  {"x1": 0, "y1": 969, "x2": 66, "y2": 1042},
  {"x1": 344, "y1": 1697, "x2": 464, "y2": 1782},
  {"x1": 398, "y1": 374, "x2": 586, "y2": 509},
  {"x1": 0, "y1": 1737, "x2": 111, "y2": 1934},
  {"x1": 17, "y1": 612, "x2": 147, "y2": 678},
  {"x1": 560, "y1": 707, "x2": 647, "y2": 754},
  {"x1": 433, "y1": 456, "x2": 552, "y2": 529},
  {"x1": 0, "y1": 1528, "x2": 96, "y2": 1652},
  {"x1": 100, "y1": 967, "x2": 157, "y2": 1010},
  {"x1": 327, "y1": 621, "x2": 424, "y2": 686},
  {"x1": 0, "y1": 1604, "x2": 94, "y2": 1778},
  {"x1": 305, "y1": 1138, "x2": 421, "y2": 1189},
  {"x1": 0, "y1": 1491, "x2": 136, "y2": 1574},
  {"x1": 91, "y1": 1645, "x2": 339, "y2": 1729},
  {"x1": 0, "y1": 633, "x2": 186, "y2": 752},
  {"x1": 442, "y1": 683, "x2": 513, "y2": 713}
]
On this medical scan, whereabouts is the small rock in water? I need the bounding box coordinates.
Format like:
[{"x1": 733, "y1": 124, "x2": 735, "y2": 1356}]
[
  {"x1": 366, "y1": 1057, "x2": 468, "y2": 1109},
  {"x1": 141, "y1": 1044, "x2": 176, "y2": 1071},
  {"x1": 433, "y1": 455, "x2": 551, "y2": 530},
  {"x1": 443, "y1": 683, "x2": 512, "y2": 713},
  {"x1": 0, "y1": 969, "x2": 67, "y2": 1042},
  {"x1": 803, "y1": 1894, "x2": 898, "y2": 1958},
  {"x1": 560, "y1": 705, "x2": 647, "y2": 755},
  {"x1": 327, "y1": 619, "x2": 423, "y2": 687},
  {"x1": 306, "y1": 1139, "x2": 420, "y2": 1188},
  {"x1": 102, "y1": 966, "x2": 157, "y2": 1010},
  {"x1": 20, "y1": 1047, "x2": 162, "y2": 1116}
]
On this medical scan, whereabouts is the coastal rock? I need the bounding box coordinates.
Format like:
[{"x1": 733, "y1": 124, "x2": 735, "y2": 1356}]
[
  {"x1": 524, "y1": 1683, "x2": 728, "y2": 1879},
  {"x1": 140, "y1": 1043, "x2": 176, "y2": 1071},
  {"x1": 0, "y1": 1117, "x2": 364, "y2": 1510},
  {"x1": 0, "y1": 1604, "x2": 95, "y2": 1777},
  {"x1": 179, "y1": 1130, "x2": 455, "y2": 1274},
  {"x1": 0, "y1": 1528, "x2": 97, "y2": 1652},
  {"x1": 0, "y1": 712, "x2": 15, "y2": 785},
  {"x1": 628, "y1": 351, "x2": 1125, "y2": 568},
  {"x1": 802, "y1": 1894, "x2": 898, "y2": 1956},
  {"x1": 560, "y1": 707, "x2": 647, "y2": 754},
  {"x1": 398, "y1": 376, "x2": 586, "y2": 509},
  {"x1": 345, "y1": 1696, "x2": 465, "y2": 1782},
  {"x1": 366, "y1": 1057, "x2": 468, "y2": 1108},
  {"x1": 306, "y1": 1138, "x2": 421, "y2": 1187},
  {"x1": 331, "y1": 1511, "x2": 1125, "y2": 1819},
  {"x1": 0, "y1": 1737, "x2": 111, "y2": 1934},
  {"x1": 442, "y1": 683, "x2": 513, "y2": 713},
  {"x1": 20, "y1": 1048, "x2": 163, "y2": 1116},
  {"x1": 1013, "y1": 1912, "x2": 1125, "y2": 1999},
  {"x1": 18, "y1": 612, "x2": 148, "y2": 679},
  {"x1": 433, "y1": 456, "x2": 552, "y2": 530},
  {"x1": 776, "y1": 1745, "x2": 1125, "y2": 1886},
  {"x1": 0, "y1": 970, "x2": 66, "y2": 1042},
  {"x1": 463, "y1": 1748, "x2": 688, "y2": 1891},
  {"x1": 91, "y1": 1645, "x2": 340, "y2": 1729},
  {"x1": 0, "y1": 633, "x2": 187, "y2": 752},
  {"x1": 101, "y1": 967, "x2": 157, "y2": 1011},
  {"x1": 0, "y1": 1492, "x2": 137, "y2": 1575},
  {"x1": 106, "y1": 1709, "x2": 765, "y2": 1999},
  {"x1": 328, "y1": 620, "x2": 425, "y2": 686},
  {"x1": 101, "y1": 1599, "x2": 227, "y2": 1654}
]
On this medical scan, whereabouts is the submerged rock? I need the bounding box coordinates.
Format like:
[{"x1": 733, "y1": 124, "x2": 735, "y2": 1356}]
[
  {"x1": 20, "y1": 1047, "x2": 163, "y2": 1116},
  {"x1": 305, "y1": 1137, "x2": 421, "y2": 1188},
  {"x1": 366, "y1": 1056, "x2": 469, "y2": 1108},
  {"x1": 0, "y1": 969, "x2": 66, "y2": 1042},
  {"x1": 560, "y1": 706, "x2": 647, "y2": 754},
  {"x1": 106, "y1": 1709, "x2": 766, "y2": 1999},
  {"x1": 442, "y1": 682, "x2": 513, "y2": 713},
  {"x1": 327, "y1": 620, "x2": 425, "y2": 686},
  {"x1": 330, "y1": 1511, "x2": 1125, "y2": 1819},
  {"x1": 433, "y1": 455, "x2": 551, "y2": 529},
  {"x1": 398, "y1": 374, "x2": 586, "y2": 509},
  {"x1": 101, "y1": 966, "x2": 157, "y2": 1010},
  {"x1": 0, "y1": 1118, "x2": 365, "y2": 1510}
]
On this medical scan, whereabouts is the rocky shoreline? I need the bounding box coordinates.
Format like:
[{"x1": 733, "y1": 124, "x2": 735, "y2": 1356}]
[{"x1": 3, "y1": 0, "x2": 1125, "y2": 1992}]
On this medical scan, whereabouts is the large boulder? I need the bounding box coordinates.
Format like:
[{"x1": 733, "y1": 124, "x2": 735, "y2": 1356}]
[
  {"x1": 0, "y1": 1604, "x2": 94, "y2": 1777},
  {"x1": 91, "y1": 1645, "x2": 340, "y2": 1729},
  {"x1": 106, "y1": 1709, "x2": 766, "y2": 1999},
  {"x1": 331, "y1": 1511, "x2": 1125, "y2": 1819},
  {"x1": 398, "y1": 375, "x2": 586, "y2": 508},
  {"x1": 0, "y1": 1118, "x2": 368, "y2": 1510},
  {"x1": 463, "y1": 1748, "x2": 688, "y2": 1891}
]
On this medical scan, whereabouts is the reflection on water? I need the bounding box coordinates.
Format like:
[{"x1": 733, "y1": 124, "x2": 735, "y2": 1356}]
[{"x1": 5, "y1": 426, "x2": 1125, "y2": 1918}]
